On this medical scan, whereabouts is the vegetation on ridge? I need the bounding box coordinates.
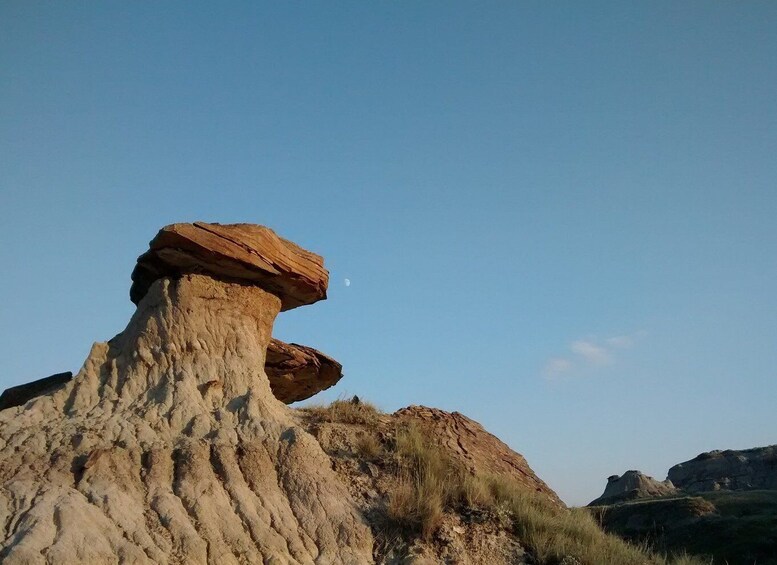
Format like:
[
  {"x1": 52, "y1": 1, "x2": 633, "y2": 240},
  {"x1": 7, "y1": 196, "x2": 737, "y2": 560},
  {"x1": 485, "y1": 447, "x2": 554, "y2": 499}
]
[
  {"x1": 591, "y1": 489, "x2": 777, "y2": 565},
  {"x1": 386, "y1": 424, "x2": 702, "y2": 565},
  {"x1": 304, "y1": 397, "x2": 381, "y2": 426},
  {"x1": 303, "y1": 399, "x2": 704, "y2": 565}
]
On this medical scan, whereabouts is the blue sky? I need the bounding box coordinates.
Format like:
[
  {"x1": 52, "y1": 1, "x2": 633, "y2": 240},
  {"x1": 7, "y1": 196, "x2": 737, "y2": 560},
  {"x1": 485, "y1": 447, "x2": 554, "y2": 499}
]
[{"x1": 1, "y1": 2, "x2": 775, "y2": 506}]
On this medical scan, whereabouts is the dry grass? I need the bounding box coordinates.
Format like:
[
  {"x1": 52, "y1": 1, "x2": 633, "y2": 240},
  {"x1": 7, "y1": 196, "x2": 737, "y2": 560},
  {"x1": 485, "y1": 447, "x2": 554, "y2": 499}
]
[
  {"x1": 305, "y1": 400, "x2": 706, "y2": 564},
  {"x1": 356, "y1": 433, "x2": 383, "y2": 460},
  {"x1": 386, "y1": 425, "x2": 454, "y2": 538},
  {"x1": 383, "y1": 424, "x2": 706, "y2": 565},
  {"x1": 304, "y1": 397, "x2": 381, "y2": 426}
]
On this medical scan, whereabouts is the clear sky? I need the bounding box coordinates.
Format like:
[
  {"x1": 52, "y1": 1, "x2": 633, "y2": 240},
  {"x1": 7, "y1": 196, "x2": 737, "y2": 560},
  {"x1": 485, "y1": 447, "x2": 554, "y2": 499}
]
[{"x1": 1, "y1": 2, "x2": 776, "y2": 506}]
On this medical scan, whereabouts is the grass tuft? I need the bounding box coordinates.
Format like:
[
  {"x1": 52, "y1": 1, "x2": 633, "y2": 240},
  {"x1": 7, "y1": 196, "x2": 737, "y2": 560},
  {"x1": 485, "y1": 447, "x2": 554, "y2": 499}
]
[
  {"x1": 304, "y1": 397, "x2": 381, "y2": 426},
  {"x1": 356, "y1": 433, "x2": 383, "y2": 460},
  {"x1": 386, "y1": 425, "x2": 453, "y2": 539}
]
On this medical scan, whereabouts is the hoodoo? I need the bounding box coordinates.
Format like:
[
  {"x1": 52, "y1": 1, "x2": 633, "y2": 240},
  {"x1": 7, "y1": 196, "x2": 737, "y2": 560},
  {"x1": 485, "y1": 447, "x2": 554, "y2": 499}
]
[{"x1": 0, "y1": 222, "x2": 371, "y2": 564}]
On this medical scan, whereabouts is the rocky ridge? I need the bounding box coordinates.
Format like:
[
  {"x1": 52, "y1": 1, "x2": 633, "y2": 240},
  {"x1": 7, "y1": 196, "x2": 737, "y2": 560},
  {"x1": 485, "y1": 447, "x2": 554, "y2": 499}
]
[
  {"x1": 667, "y1": 445, "x2": 777, "y2": 493},
  {"x1": 591, "y1": 444, "x2": 777, "y2": 505},
  {"x1": 589, "y1": 445, "x2": 777, "y2": 564},
  {"x1": 395, "y1": 406, "x2": 562, "y2": 506}
]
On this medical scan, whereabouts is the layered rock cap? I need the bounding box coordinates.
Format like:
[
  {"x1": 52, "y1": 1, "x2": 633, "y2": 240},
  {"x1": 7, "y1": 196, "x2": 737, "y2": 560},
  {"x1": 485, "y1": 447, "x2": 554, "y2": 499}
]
[
  {"x1": 0, "y1": 372, "x2": 72, "y2": 411},
  {"x1": 130, "y1": 222, "x2": 329, "y2": 310},
  {"x1": 265, "y1": 339, "x2": 343, "y2": 404}
]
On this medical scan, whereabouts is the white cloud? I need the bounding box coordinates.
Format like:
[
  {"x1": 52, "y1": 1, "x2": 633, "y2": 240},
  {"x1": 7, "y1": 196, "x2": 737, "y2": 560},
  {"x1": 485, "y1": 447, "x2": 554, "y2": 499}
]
[
  {"x1": 544, "y1": 357, "x2": 573, "y2": 378},
  {"x1": 571, "y1": 340, "x2": 612, "y2": 365},
  {"x1": 543, "y1": 331, "x2": 643, "y2": 379},
  {"x1": 605, "y1": 330, "x2": 647, "y2": 349},
  {"x1": 605, "y1": 335, "x2": 634, "y2": 349}
]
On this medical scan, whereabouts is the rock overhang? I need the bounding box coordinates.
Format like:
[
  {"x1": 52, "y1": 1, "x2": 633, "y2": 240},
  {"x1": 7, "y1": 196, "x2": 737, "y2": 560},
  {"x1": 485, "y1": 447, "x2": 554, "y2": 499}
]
[{"x1": 130, "y1": 222, "x2": 329, "y2": 311}]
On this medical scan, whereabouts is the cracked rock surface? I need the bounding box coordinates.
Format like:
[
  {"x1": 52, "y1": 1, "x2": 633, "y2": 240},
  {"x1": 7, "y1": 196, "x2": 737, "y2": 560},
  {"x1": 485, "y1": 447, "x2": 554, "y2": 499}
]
[
  {"x1": 2, "y1": 339, "x2": 342, "y2": 411},
  {"x1": 130, "y1": 222, "x2": 329, "y2": 311},
  {"x1": 265, "y1": 340, "x2": 343, "y2": 404},
  {"x1": 0, "y1": 274, "x2": 373, "y2": 564},
  {"x1": 668, "y1": 445, "x2": 777, "y2": 493},
  {"x1": 394, "y1": 406, "x2": 563, "y2": 507}
]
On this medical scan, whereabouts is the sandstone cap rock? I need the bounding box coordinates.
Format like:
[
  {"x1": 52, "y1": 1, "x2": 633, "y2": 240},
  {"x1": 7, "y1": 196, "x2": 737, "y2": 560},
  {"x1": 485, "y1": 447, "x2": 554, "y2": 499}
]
[{"x1": 130, "y1": 222, "x2": 329, "y2": 310}]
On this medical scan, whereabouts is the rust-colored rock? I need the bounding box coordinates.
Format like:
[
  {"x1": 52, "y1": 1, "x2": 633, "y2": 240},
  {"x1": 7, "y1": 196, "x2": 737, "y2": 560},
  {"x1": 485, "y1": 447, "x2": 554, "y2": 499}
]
[
  {"x1": 266, "y1": 339, "x2": 343, "y2": 403},
  {"x1": 394, "y1": 406, "x2": 564, "y2": 507},
  {"x1": 130, "y1": 222, "x2": 329, "y2": 311}
]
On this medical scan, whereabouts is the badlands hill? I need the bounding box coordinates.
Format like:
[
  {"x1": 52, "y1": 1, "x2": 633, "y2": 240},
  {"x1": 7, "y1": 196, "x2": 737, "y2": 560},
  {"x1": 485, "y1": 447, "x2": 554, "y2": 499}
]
[
  {"x1": 0, "y1": 222, "x2": 702, "y2": 565},
  {"x1": 590, "y1": 446, "x2": 777, "y2": 564}
]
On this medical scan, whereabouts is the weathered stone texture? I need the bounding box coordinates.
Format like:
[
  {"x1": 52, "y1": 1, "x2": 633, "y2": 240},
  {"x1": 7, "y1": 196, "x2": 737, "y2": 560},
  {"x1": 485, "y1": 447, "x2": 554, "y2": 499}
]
[
  {"x1": 589, "y1": 470, "x2": 678, "y2": 506},
  {"x1": 668, "y1": 445, "x2": 777, "y2": 493},
  {"x1": 130, "y1": 222, "x2": 329, "y2": 310}
]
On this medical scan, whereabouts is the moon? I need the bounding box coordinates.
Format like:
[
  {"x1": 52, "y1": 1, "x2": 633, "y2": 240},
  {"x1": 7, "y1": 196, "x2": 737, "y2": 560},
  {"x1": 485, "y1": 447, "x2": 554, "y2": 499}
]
[{"x1": 344, "y1": 278, "x2": 351, "y2": 287}]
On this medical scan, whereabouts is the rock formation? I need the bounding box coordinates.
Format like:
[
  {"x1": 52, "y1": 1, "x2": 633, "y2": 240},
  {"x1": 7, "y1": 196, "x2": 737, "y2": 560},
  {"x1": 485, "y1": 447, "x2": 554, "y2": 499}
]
[
  {"x1": 305, "y1": 404, "x2": 560, "y2": 564},
  {"x1": 130, "y1": 222, "x2": 328, "y2": 310},
  {"x1": 265, "y1": 339, "x2": 343, "y2": 404},
  {"x1": 394, "y1": 406, "x2": 563, "y2": 507},
  {"x1": 590, "y1": 445, "x2": 777, "y2": 563},
  {"x1": 667, "y1": 445, "x2": 777, "y2": 493},
  {"x1": 0, "y1": 372, "x2": 72, "y2": 411},
  {"x1": 588, "y1": 470, "x2": 678, "y2": 506},
  {"x1": 1, "y1": 339, "x2": 342, "y2": 410},
  {"x1": 0, "y1": 222, "x2": 371, "y2": 564}
]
